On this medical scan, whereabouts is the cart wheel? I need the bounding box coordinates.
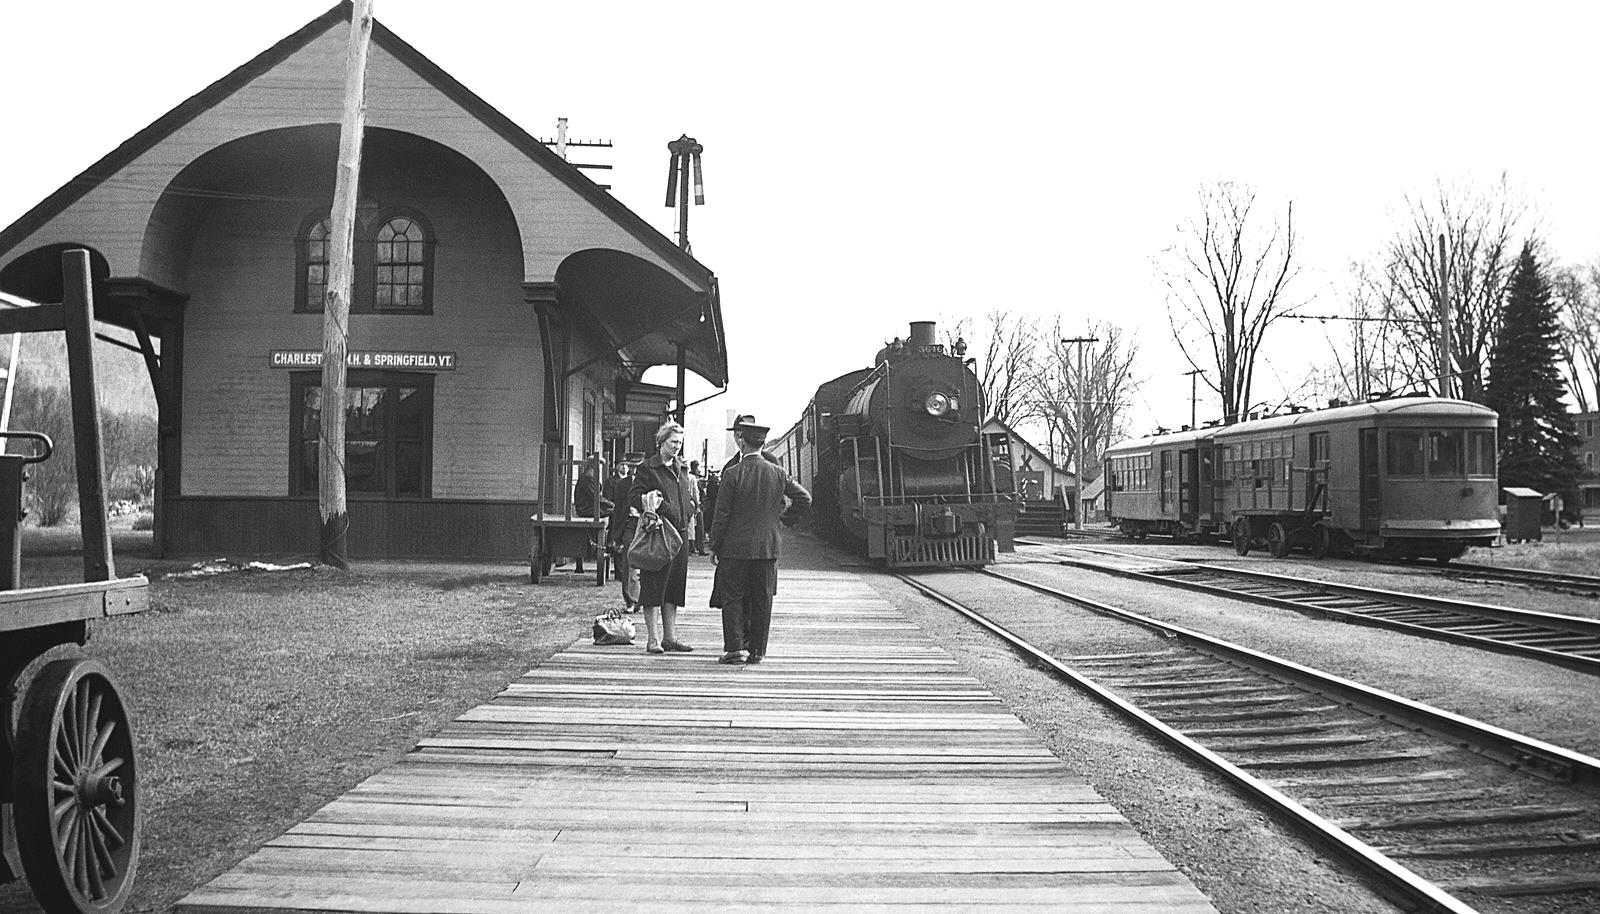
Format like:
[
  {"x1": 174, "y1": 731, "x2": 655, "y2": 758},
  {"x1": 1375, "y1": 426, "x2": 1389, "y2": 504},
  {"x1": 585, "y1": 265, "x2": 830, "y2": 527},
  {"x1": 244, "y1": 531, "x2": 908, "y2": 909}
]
[
  {"x1": 1310, "y1": 525, "x2": 1331, "y2": 560},
  {"x1": 14, "y1": 658, "x2": 142, "y2": 914},
  {"x1": 1267, "y1": 522, "x2": 1292, "y2": 559},
  {"x1": 1231, "y1": 518, "x2": 1252, "y2": 556}
]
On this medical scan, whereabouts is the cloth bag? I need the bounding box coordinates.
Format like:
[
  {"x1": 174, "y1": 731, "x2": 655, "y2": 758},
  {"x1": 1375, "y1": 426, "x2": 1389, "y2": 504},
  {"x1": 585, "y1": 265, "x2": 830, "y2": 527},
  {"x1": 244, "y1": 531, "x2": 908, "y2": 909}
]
[
  {"x1": 627, "y1": 510, "x2": 683, "y2": 572},
  {"x1": 593, "y1": 608, "x2": 635, "y2": 645}
]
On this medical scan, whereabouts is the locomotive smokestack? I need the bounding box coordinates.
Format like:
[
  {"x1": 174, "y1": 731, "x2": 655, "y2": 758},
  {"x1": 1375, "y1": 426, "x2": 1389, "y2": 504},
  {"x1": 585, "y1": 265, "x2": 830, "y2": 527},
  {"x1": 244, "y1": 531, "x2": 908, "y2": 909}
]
[{"x1": 908, "y1": 321, "x2": 935, "y2": 347}]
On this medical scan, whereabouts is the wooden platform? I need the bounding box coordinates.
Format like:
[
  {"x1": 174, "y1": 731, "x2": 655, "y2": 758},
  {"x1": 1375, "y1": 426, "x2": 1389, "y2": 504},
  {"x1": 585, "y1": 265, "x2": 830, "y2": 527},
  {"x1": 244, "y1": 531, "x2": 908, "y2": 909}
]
[{"x1": 177, "y1": 565, "x2": 1216, "y2": 913}]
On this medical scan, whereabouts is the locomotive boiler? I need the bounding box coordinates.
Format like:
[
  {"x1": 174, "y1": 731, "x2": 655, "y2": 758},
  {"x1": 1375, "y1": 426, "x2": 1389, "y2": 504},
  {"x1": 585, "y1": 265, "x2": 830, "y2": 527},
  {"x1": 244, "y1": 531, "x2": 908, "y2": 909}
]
[{"x1": 769, "y1": 321, "x2": 1018, "y2": 567}]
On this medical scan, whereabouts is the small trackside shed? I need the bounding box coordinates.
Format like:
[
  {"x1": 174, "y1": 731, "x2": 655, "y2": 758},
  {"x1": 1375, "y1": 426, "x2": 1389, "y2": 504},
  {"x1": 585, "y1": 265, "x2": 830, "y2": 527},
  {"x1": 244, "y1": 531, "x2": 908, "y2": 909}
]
[{"x1": 0, "y1": 2, "x2": 728, "y2": 559}]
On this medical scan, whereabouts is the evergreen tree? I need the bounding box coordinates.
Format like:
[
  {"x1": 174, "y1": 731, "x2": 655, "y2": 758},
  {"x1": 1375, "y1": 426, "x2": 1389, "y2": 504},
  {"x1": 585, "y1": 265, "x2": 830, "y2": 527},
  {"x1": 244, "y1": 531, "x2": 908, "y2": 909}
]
[{"x1": 1483, "y1": 242, "x2": 1585, "y2": 515}]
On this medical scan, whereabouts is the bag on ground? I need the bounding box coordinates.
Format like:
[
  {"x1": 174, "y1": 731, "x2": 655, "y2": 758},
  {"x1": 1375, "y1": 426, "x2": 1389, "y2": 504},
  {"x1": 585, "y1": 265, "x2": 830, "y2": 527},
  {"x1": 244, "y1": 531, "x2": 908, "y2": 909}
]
[
  {"x1": 593, "y1": 608, "x2": 635, "y2": 645},
  {"x1": 627, "y1": 510, "x2": 683, "y2": 572}
]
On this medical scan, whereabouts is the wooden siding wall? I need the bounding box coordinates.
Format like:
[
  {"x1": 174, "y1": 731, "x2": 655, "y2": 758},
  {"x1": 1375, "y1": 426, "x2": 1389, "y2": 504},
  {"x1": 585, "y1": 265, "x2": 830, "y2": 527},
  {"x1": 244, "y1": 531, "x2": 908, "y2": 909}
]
[
  {"x1": 164, "y1": 497, "x2": 534, "y2": 559},
  {"x1": 179, "y1": 131, "x2": 537, "y2": 500},
  {"x1": 3, "y1": 22, "x2": 699, "y2": 291}
]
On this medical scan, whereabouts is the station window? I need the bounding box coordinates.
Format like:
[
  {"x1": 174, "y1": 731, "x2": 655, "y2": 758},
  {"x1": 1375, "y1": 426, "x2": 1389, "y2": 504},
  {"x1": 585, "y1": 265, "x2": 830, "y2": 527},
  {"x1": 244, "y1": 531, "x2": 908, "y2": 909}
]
[
  {"x1": 290, "y1": 371, "x2": 433, "y2": 497},
  {"x1": 296, "y1": 210, "x2": 434, "y2": 313}
]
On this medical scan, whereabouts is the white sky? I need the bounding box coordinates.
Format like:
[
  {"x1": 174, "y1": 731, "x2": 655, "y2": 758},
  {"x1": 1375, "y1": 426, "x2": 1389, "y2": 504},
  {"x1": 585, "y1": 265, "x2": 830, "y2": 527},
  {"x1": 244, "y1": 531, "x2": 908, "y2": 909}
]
[{"x1": 3, "y1": 1, "x2": 1597, "y2": 465}]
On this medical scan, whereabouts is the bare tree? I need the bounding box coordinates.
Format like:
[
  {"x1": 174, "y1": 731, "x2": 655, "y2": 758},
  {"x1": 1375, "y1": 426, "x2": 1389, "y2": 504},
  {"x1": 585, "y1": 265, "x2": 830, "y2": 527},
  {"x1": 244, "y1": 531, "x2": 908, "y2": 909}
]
[
  {"x1": 1030, "y1": 320, "x2": 1140, "y2": 480},
  {"x1": 1375, "y1": 175, "x2": 1525, "y2": 402},
  {"x1": 1310, "y1": 261, "x2": 1415, "y2": 402},
  {"x1": 1553, "y1": 261, "x2": 1600, "y2": 412},
  {"x1": 8, "y1": 376, "x2": 76, "y2": 526},
  {"x1": 942, "y1": 309, "x2": 1041, "y2": 425},
  {"x1": 1163, "y1": 181, "x2": 1302, "y2": 424}
]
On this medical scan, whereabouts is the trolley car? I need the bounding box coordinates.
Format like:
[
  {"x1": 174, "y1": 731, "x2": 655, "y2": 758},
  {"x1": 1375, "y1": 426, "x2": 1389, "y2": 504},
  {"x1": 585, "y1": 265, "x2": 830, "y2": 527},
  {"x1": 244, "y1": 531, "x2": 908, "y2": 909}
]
[{"x1": 1104, "y1": 396, "x2": 1500, "y2": 562}]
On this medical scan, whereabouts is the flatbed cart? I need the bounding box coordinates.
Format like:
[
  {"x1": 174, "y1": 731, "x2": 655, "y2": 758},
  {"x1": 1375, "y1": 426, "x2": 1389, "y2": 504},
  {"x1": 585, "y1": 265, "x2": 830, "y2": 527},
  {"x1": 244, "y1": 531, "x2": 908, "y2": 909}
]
[{"x1": 0, "y1": 250, "x2": 151, "y2": 914}]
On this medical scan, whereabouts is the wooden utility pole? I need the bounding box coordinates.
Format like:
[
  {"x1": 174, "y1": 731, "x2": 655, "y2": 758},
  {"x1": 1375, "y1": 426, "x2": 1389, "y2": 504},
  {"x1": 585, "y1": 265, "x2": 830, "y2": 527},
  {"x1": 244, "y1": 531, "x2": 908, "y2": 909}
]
[
  {"x1": 1062, "y1": 335, "x2": 1098, "y2": 529},
  {"x1": 318, "y1": 0, "x2": 374, "y2": 569},
  {"x1": 1437, "y1": 233, "x2": 1454, "y2": 399}
]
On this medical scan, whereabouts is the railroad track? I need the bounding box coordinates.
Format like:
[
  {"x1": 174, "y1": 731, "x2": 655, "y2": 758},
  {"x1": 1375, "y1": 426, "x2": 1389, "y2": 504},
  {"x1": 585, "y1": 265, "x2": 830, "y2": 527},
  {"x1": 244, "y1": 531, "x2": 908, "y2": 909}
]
[
  {"x1": 1046, "y1": 546, "x2": 1600, "y2": 676},
  {"x1": 1406, "y1": 560, "x2": 1600, "y2": 599},
  {"x1": 899, "y1": 566, "x2": 1600, "y2": 913}
]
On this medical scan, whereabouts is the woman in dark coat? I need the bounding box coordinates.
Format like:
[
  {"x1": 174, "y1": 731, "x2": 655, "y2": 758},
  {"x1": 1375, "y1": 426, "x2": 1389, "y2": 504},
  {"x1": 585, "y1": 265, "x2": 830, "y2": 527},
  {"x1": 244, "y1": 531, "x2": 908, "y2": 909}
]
[{"x1": 628, "y1": 421, "x2": 698, "y2": 654}]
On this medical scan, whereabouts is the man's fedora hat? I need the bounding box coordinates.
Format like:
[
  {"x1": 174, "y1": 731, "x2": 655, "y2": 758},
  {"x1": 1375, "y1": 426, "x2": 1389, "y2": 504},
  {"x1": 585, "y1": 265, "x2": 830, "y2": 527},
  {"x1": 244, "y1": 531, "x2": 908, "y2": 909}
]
[{"x1": 728, "y1": 414, "x2": 770, "y2": 433}]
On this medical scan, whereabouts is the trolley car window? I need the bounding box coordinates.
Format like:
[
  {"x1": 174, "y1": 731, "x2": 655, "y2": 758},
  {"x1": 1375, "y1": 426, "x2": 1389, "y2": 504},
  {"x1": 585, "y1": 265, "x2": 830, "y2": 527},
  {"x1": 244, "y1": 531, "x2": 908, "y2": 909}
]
[
  {"x1": 1385, "y1": 430, "x2": 1425, "y2": 477},
  {"x1": 1467, "y1": 430, "x2": 1496, "y2": 476},
  {"x1": 1426, "y1": 430, "x2": 1465, "y2": 477},
  {"x1": 291, "y1": 371, "x2": 433, "y2": 497}
]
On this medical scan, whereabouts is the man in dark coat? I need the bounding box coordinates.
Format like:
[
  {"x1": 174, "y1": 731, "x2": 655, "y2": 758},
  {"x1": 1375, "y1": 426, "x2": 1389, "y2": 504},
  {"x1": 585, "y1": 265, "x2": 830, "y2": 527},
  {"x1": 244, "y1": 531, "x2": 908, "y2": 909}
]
[{"x1": 710, "y1": 414, "x2": 811, "y2": 664}]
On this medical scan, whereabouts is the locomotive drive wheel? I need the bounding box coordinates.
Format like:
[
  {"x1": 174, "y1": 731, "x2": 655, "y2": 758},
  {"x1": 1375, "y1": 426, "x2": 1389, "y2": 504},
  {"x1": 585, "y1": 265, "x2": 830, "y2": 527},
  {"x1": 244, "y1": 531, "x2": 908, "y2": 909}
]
[
  {"x1": 1231, "y1": 518, "x2": 1251, "y2": 556},
  {"x1": 13, "y1": 658, "x2": 142, "y2": 914},
  {"x1": 1266, "y1": 522, "x2": 1292, "y2": 559}
]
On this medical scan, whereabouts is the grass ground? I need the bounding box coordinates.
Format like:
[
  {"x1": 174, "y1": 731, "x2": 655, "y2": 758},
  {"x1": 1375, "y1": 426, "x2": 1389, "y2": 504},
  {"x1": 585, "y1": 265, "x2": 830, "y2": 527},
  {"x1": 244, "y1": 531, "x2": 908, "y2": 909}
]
[
  {"x1": 1463, "y1": 524, "x2": 1600, "y2": 574},
  {"x1": 1, "y1": 524, "x2": 611, "y2": 914}
]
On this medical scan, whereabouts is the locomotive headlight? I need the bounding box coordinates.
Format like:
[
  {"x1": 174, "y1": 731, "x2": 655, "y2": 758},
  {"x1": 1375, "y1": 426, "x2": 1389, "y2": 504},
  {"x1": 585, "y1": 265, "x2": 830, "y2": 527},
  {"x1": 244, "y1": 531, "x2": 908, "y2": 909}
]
[{"x1": 924, "y1": 392, "x2": 950, "y2": 416}]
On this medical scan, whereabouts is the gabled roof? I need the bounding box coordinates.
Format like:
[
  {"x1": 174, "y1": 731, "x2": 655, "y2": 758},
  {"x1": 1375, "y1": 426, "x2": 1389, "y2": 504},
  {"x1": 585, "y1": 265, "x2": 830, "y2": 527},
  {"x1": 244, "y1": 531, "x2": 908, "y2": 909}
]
[
  {"x1": 0, "y1": 2, "x2": 714, "y2": 290},
  {"x1": 981, "y1": 415, "x2": 1070, "y2": 476}
]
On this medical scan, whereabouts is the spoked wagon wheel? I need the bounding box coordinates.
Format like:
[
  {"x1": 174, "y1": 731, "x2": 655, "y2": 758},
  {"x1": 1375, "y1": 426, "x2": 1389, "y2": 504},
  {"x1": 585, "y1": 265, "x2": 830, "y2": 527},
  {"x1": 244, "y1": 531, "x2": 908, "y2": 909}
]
[
  {"x1": 1310, "y1": 525, "x2": 1332, "y2": 560},
  {"x1": 14, "y1": 658, "x2": 142, "y2": 914},
  {"x1": 1231, "y1": 518, "x2": 1252, "y2": 556},
  {"x1": 1266, "y1": 522, "x2": 1292, "y2": 559}
]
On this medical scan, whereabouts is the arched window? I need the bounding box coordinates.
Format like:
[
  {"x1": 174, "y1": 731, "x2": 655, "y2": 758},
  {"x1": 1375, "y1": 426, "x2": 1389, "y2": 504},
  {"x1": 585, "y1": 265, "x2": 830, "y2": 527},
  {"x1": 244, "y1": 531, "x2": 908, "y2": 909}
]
[
  {"x1": 296, "y1": 216, "x2": 332, "y2": 312},
  {"x1": 294, "y1": 210, "x2": 434, "y2": 314},
  {"x1": 374, "y1": 215, "x2": 430, "y2": 312}
]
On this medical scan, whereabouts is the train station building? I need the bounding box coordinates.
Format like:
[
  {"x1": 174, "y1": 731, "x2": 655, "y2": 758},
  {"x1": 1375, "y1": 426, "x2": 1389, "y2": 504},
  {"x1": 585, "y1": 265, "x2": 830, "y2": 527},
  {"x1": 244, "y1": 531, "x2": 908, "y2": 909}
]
[{"x1": 0, "y1": 3, "x2": 727, "y2": 559}]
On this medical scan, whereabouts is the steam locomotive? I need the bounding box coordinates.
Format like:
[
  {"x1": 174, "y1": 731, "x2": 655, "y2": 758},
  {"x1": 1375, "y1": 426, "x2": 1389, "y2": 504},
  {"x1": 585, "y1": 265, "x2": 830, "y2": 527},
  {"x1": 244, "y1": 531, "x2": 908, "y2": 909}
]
[{"x1": 768, "y1": 321, "x2": 1019, "y2": 567}]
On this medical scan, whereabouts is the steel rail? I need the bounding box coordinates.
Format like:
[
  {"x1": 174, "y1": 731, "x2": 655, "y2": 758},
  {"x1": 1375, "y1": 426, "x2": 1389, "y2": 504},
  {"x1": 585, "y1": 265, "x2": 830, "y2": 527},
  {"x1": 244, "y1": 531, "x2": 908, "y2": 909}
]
[
  {"x1": 979, "y1": 566, "x2": 1600, "y2": 784},
  {"x1": 1413, "y1": 559, "x2": 1600, "y2": 596},
  {"x1": 894, "y1": 570, "x2": 1480, "y2": 914},
  {"x1": 1052, "y1": 549, "x2": 1600, "y2": 676}
]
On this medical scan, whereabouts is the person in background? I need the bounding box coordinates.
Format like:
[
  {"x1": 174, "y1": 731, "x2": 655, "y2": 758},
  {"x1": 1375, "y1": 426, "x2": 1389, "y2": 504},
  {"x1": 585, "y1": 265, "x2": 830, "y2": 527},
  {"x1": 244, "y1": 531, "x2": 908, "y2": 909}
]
[
  {"x1": 629, "y1": 422, "x2": 699, "y2": 654},
  {"x1": 689, "y1": 460, "x2": 710, "y2": 555},
  {"x1": 570, "y1": 454, "x2": 612, "y2": 574},
  {"x1": 605, "y1": 455, "x2": 641, "y2": 611},
  {"x1": 574, "y1": 454, "x2": 612, "y2": 518},
  {"x1": 711, "y1": 414, "x2": 810, "y2": 665}
]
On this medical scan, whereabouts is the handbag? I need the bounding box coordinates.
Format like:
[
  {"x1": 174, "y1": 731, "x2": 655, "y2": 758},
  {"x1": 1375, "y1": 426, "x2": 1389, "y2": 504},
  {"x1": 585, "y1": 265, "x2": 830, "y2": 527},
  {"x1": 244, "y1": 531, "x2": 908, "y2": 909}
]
[
  {"x1": 627, "y1": 510, "x2": 683, "y2": 572},
  {"x1": 592, "y1": 608, "x2": 635, "y2": 645}
]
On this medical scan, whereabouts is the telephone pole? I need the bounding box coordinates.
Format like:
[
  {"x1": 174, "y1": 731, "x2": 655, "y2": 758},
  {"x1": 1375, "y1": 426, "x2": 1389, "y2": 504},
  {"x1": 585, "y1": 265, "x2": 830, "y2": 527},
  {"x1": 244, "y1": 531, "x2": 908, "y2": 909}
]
[
  {"x1": 1437, "y1": 233, "x2": 1454, "y2": 399},
  {"x1": 318, "y1": 0, "x2": 373, "y2": 569},
  {"x1": 1062, "y1": 336, "x2": 1098, "y2": 529}
]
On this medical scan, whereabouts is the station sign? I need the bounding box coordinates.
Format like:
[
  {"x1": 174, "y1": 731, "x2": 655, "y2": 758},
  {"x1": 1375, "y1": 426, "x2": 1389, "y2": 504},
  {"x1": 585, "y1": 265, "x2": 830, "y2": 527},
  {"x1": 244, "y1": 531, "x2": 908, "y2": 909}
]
[
  {"x1": 269, "y1": 350, "x2": 458, "y2": 370},
  {"x1": 603, "y1": 413, "x2": 647, "y2": 438}
]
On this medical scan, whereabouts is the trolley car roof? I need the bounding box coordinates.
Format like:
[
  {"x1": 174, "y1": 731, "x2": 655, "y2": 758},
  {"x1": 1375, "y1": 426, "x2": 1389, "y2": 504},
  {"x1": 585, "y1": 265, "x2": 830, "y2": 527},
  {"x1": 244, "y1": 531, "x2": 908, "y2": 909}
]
[{"x1": 1105, "y1": 397, "x2": 1498, "y2": 457}]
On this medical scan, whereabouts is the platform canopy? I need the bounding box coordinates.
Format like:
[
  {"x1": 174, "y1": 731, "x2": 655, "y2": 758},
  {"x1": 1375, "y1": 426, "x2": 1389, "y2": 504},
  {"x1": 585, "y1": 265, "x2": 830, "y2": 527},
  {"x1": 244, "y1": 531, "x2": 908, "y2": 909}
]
[{"x1": 555, "y1": 248, "x2": 727, "y2": 388}]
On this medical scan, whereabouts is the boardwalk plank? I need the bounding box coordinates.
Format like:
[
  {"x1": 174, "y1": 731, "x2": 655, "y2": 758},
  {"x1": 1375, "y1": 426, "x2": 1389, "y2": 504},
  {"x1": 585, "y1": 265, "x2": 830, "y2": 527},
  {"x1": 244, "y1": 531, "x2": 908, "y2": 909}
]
[{"x1": 177, "y1": 565, "x2": 1215, "y2": 913}]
